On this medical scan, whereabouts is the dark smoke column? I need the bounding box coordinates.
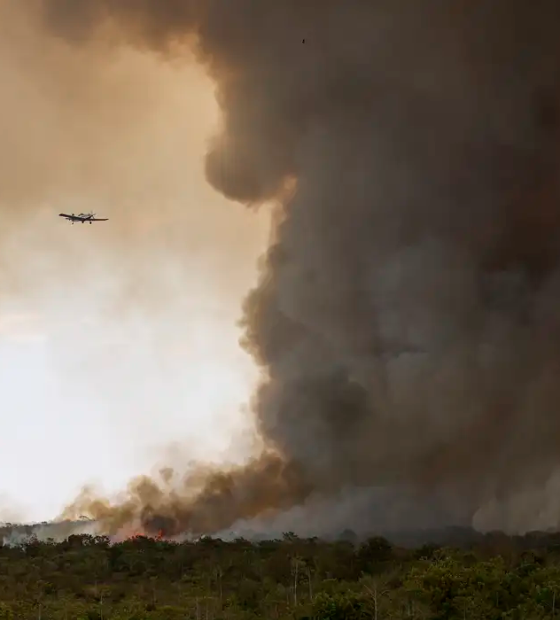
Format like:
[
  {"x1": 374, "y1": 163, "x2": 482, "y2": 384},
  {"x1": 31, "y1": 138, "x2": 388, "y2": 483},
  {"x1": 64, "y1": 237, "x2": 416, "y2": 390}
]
[{"x1": 46, "y1": 0, "x2": 560, "y2": 535}]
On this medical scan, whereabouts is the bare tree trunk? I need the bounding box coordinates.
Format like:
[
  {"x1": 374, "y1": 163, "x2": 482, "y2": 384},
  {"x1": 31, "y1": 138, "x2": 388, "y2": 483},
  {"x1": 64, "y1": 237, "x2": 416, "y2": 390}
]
[
  {"x1": 216, "y1": 566, "x2": 223, "y2": 610},
  {"x1": 293, "y1": 557, "x2": 299, "y2": 607},
  {"x1": 363, "y1": 580, "x2": 390, "y2": 620}
]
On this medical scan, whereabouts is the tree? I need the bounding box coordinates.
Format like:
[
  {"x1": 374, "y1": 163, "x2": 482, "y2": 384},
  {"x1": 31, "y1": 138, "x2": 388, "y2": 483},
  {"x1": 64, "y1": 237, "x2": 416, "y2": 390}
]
[
  {"x1": 357, "y1": 537, "x2": 393, "y2": 575},
  {"x1": 311, "y1": 591, "x2": 371, "y2": 620}
]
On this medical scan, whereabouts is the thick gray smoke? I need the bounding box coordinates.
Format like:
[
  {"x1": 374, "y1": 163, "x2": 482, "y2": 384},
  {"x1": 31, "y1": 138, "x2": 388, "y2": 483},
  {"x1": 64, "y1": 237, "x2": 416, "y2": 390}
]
[{"x1": 35, "y1": 0, "x2": 560, "y2": 536}]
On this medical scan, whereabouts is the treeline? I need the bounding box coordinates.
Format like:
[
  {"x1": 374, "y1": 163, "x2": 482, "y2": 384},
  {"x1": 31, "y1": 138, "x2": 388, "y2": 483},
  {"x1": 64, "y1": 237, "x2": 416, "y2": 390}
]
[{"x1": 1, "y1": 530, "x2": 560, "y2": 618}]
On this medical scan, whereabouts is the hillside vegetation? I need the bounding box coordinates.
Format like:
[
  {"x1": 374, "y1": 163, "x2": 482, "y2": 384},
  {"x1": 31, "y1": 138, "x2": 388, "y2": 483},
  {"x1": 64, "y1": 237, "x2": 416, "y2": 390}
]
[{"x1": 1, "y1": 530, "x2": 560, "y2": 618}]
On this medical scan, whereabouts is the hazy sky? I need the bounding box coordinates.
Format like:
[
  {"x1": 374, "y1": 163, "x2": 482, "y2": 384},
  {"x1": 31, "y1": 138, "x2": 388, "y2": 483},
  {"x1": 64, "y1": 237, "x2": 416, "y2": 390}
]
[{"x1": 0, "y1": 1, "x2": 270, "y2": 522}]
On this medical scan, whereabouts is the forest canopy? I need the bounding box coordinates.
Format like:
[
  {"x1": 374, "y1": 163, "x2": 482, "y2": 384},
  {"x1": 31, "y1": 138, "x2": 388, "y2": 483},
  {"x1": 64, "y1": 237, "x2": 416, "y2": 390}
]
[{"x1": 1, "y1": 529, "x2": 560, "y2": 618}]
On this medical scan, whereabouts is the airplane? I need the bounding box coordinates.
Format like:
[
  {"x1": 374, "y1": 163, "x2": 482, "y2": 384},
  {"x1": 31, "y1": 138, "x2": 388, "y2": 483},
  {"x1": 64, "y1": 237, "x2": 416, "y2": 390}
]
[{"x1": 59, "y1": 211, "x2": 109, "y2": 224}]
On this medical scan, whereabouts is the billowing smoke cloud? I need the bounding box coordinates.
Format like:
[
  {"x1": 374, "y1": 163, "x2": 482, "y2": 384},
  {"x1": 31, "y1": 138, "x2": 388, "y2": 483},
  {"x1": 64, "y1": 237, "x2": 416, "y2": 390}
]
[
  {"x1": 30, "y1": 0, "x2": 560, "y2": 536},
  {"x1": 0, "y1": 0, "x2": 269, "y2": 525}
]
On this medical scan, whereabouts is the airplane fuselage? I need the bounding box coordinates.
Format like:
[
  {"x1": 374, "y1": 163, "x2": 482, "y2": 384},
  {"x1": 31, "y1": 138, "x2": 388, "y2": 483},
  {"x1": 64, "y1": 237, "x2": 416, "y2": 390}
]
[{"x1": 59, "y1": 212, "x2": 108, "y2": 224}]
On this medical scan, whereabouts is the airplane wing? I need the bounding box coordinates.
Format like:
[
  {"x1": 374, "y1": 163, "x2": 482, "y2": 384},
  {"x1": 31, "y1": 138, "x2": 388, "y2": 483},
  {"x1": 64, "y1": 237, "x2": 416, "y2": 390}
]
[{"x1": 59, "y1": 213, "x2": 107, "y2": 222}]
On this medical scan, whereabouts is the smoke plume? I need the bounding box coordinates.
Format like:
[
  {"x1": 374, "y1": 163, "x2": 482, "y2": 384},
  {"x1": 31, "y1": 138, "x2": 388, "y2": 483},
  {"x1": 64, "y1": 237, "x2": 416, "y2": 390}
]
[{"x1": 30, "y1": 0, "x2": 560, "y2": 535}]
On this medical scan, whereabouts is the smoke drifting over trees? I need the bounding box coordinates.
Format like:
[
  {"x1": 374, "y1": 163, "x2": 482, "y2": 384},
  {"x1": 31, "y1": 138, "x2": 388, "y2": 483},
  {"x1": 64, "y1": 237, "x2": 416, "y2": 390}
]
[{"x1": 31, "y1": 0, "x2": 560, "y2": 536}]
